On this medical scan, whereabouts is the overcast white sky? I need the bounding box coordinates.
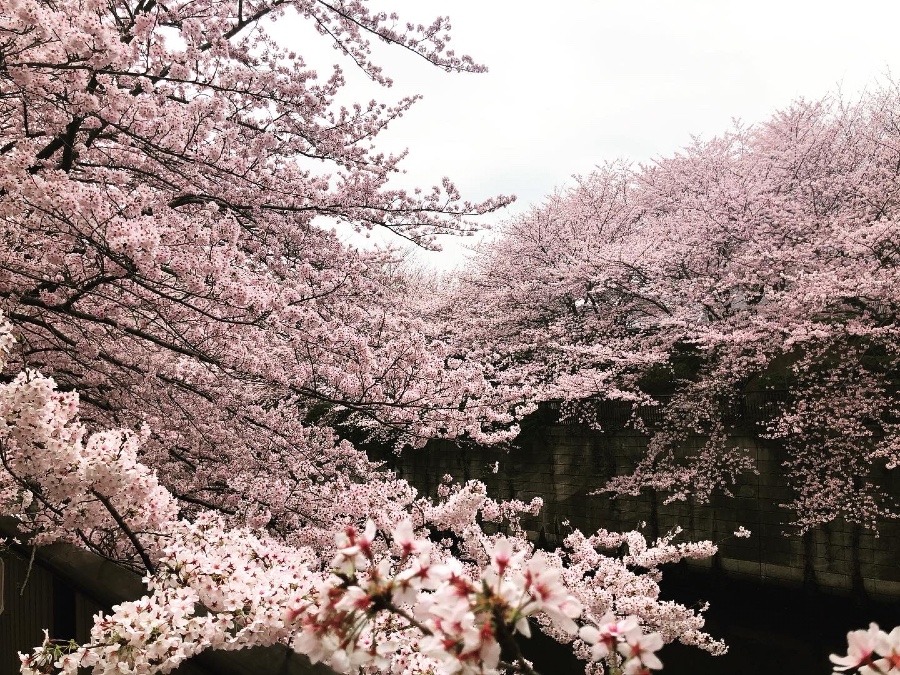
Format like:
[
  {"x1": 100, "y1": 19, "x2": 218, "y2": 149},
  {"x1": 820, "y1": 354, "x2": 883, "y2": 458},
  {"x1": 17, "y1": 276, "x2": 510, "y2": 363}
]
[{"x1": 282, "y1": 1, "x2": 900, "y2": 270}]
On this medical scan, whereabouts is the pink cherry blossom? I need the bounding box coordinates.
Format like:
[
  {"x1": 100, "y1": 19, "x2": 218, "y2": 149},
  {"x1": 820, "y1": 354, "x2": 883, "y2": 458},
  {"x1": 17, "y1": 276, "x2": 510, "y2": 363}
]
[
  {"x1": 869, "y1": 626, "x2": 900, "y2": 674},
  {"x1": 831, "y1": 623, "x2": 883, "y2": 671},
  {"x1": 618, "y1": 631, "x2": 665, "y2": 672}
]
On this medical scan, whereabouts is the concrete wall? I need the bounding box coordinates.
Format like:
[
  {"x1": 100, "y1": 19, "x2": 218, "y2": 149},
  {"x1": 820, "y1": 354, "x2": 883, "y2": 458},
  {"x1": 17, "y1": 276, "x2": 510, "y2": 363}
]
[{"x1": 374, "y1": 419, "x2": 900, "y2": 600}]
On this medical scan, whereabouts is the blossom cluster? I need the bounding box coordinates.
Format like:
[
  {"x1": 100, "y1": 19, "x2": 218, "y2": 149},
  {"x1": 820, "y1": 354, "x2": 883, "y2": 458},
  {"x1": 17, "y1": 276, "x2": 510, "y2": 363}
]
[
  {"x1": 19, "y1": 516, "x2": 320, "y2": 675},
  {"x1": 283, "y1": 519, "x2": 666, "y2": 675},
  {"x1": 17, "y1": 511, "x2": 674, "y2": 675},
  {"x1": 579, "y1": 615, "x2": 663, "y2": 675},
  {"x1": 831, "y1": 623, "x2": 900, "y2": 675},
  {"x1": 0, "y1": 327, "x2": 177, "y2": 569}
]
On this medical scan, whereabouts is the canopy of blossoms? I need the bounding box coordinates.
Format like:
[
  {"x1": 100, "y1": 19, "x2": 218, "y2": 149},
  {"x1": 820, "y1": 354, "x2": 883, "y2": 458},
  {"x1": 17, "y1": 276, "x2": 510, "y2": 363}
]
[
  {"x1": 446, "y1": 88, "x2": 900, "y2": 534},
  {"x1": 0, "y1": 0, "x2": 724, "y2": 672}
]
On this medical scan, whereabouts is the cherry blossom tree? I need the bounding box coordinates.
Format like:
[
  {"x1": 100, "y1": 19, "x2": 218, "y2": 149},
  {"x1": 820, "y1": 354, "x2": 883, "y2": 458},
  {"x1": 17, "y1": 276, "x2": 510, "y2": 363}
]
[
  {"x1": 453, "y1": 86, "x2": 900, "y2": 535},
  {"x1": 0, "y1": 0, "x2": 521, "y2": 553},
  {"x1": 0, "y1": 0, "x2": 723, "y2": 672}
]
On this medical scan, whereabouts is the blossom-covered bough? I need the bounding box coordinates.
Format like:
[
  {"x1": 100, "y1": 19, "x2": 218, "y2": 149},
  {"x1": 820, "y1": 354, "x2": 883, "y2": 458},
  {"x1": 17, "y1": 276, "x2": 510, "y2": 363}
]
[
  {"x1": 0, "y1": 302, "x2": 725, "y2": 673},
  {"x1": 3, "y1": 312, "x2": 724, "y2": 674}
]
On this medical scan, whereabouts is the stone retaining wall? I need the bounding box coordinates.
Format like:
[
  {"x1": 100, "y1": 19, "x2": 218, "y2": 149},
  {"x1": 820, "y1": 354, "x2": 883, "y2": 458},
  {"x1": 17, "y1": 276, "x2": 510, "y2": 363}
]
[{"x1": 373, "y1": 421, "x2": 900, "y2": 599}]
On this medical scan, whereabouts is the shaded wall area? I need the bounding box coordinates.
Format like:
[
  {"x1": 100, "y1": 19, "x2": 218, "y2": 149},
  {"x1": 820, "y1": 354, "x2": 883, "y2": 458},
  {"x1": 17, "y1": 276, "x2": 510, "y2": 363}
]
[
  {"x1": 372, "y1": 414, "x2": 900, "y2": 600},
  {"x1": 0, "y1": 549, "x2": 115, "y2": 675}
]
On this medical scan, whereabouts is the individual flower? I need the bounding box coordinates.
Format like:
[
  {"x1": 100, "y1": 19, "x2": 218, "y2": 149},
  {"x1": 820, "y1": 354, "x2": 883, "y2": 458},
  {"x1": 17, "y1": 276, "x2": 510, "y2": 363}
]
[
  {"x1": 332, "y1": 520, "x2": 377, "y2": 572},
  {"x1": 579, "y1": 613, "x2": 641, "y2": 661},
  {"x1": 862, "y1": 626, "x2": 900, "y2": 675},
  {"x1": 391, "y1": 520, "x2": 430, "y2": 560},
  {"x1": 618, "y1": 630, "x2": 664, "y2": 672},
  {"x1": 831, "y1": 623, "x2": 883, "y2": 672},
  {"x1": 486, "y1": 537, "x2": 523, "y2": 576}
]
